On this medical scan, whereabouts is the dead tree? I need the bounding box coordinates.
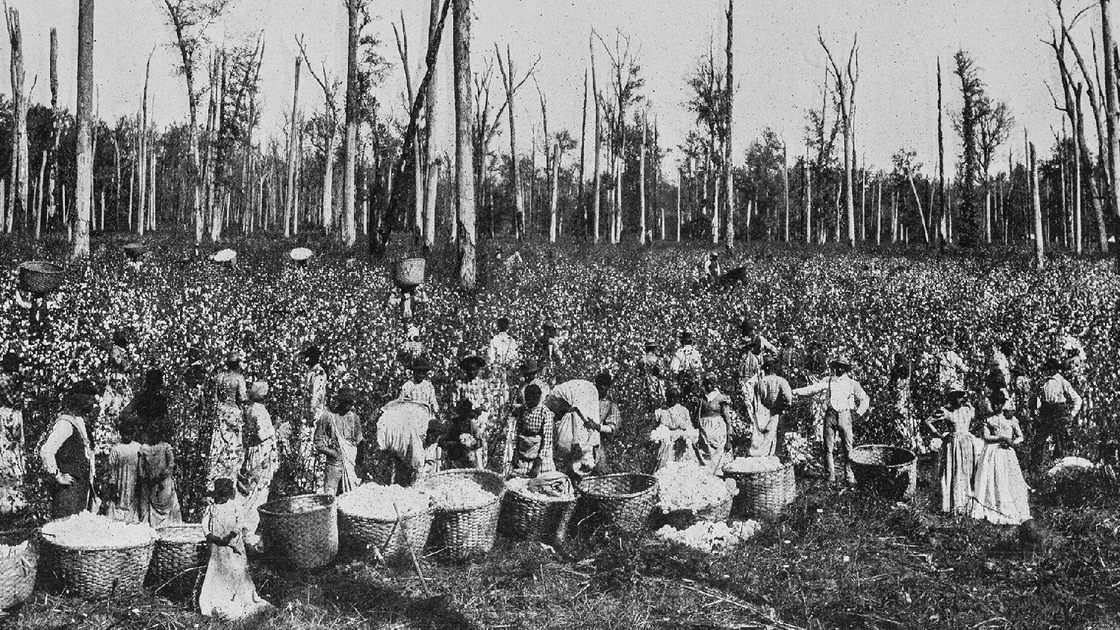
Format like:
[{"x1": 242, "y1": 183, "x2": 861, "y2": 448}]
[
  {"x1": 285, "y1": 54, "x2": 301, "y2": 237},
  {"x1": 819, "y1": 28, "x2": 859, "y2": 247},
  {"x1": 724, "y1": 0, "x2": 735, "y2": 247},
  {"x1": 6, "y1": 6, "x2": 27, "y2": 234},
  {"x1": 453, "y1": 0, "x2": 477, "y2": 287},
  {"x1": 298, "y1": 37, "x2": 341, "y2": 234},
  {"x1": 73, "y1": 0, "x2": 94, "y2": 257},
  {"x1": 495, "y1": 46, "x2": 539, "y2": 240},
  {"x1": 423, "y1": 0, "x2": 441, "y2": 249}
]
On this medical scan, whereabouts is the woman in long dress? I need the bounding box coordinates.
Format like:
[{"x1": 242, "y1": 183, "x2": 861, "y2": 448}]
[
  {"x1": 696, "y1": 373, "x2": 732, "y2": 474},
  {"x1": 0, "y1": 352, "x2": 27, "y2": 515},
  {"x1": 210, "y1": 350, "x2": 248, "y2": 488},
  {"x1": 199, "y1": 478, "x2": 272, "y2": 621},
  {"x1": 924, "y1": 390, "x2": 978, "y2": 515},
  {"x1": 971, "y1": 397, "x2": 1031, "y2": 525},
  {"x1": 133, "y1": 370, "x2": 182, "y2": 528},
  {"x1": 652, "y1": 386, "x2": 696, "y2": 470},
  {"x1": 888, "y1": 353, "x2": 919, "y2": 452},
  {"x1": 97, "y1": 331, "x2": 134, "y2": 455},
  {"x1": 240, "y1": 381, "x2": 278, "y2": 543}
]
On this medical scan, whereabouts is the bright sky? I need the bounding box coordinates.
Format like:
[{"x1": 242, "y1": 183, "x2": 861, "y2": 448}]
[{"x1": 11, "y1": 1, "x2": 1075, "y2": 176}]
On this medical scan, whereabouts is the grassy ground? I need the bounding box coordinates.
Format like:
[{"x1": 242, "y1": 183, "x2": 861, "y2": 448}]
[{"x1": 6, "y1": 459, "x2": 1120, "y2": 630}]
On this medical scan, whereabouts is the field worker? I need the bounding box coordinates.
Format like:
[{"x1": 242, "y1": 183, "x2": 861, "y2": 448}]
[
  {"x1": 398, "y1": 357, "x2": 439, "y2": 416},
  {"x1": 210, "y1": 349, "x2": 249, "y2": 489},
  {"x1": 740, "y1": 317, "x2": 779, "y2": 356},
  {"x1": 776, "y1": 333, "x2": 800, "y2": 380},
  {"x1": 888, "y1": 353, "x2": 919, "y2": 453},
  {"x1": 935, "y1": 335, "x2": 967, "y2": 394},
  {"x1": 751, "y1": 357, "x2": 793, "y2": 457},
  {"x1": 98, "y1": 330, "x2": 134, "y2": 456},
  {"x1": 547, "y1": 377, "x2": 603, "y2": 478},
  {"x1": 652, "y1": 386, "x2": 697, "y2": 470},
  {"x1": 443, "y1": 399, "x2": 488, "y2": 469},
  {"x1": 297, "y1": 345, "x2": 327, "y2": 492},
  {"x1": 511, "y1": 384, "x2": 555, "y2": 477},
  {"x1": 239, "y1": 380, "x2": 277, "y2": 543},
  {"x1": 41, "y1": 380, "x2": 100, "y2": 518},
  {"x1": 503, "y1": 360, "x2": 551, "y2": 474},
  {"x1": 988, "y1": 340, "x2": 1013, "y2": 390},
  {"x1": 453, "y1": 356, "x2": 491, "y2": 414},
  {"x1": 376, "y1": 398, "x2": 430, "y2": 485},
  {"x1": 1030, "y1": 357, "x2": 1083, "y2": 469},
  {"x1": 699, "y1": 252, "x2": 721, "y2": 281},
  {"x1": 924, "y1": 390, "x2": 977, "y2": 515},
  {"x1": 199, "y1": 478, "x2": 273, "y2": 620},
  {"x1": 696, "y1": 373, "x2": 733, "y2": 473},
  {"x1": 792, "y1": 355, "x2": 870, "y2": 485},
  {"x1": 396, "y1": 325, "x2": 425, "y2": 369},
  {"x1": 801, "y1": 341, "x2": 830, "y2": 448},
  {"x1": 594, "y1": 373, "x2": 621, "y2": 473},
  {"x1": 640, "y1": 339, "x2": 668, "y2": 410},
  {"x1": 1052, "y1": 323, "x2": 1087, "y2": 389},
  {"x1": 0, "y1": 351, "x2": 26, "y2": 515},
  {"x1": 486, "y1": 317, "x2": 521, "y2": 376},
  {"x1": 315, "y1": 387, "x2": 364, "y2": 495},
  {"x1": 670, "y1": 330, "x2": 704, "y2": 388},
  {"x1": 537, "y1": 322, "x2": 569, "y2": 383}
]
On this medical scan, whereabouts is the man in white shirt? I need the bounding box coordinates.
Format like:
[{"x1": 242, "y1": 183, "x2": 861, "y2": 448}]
[
  {"x1": 792, "y1": 356, "x2": 870, "y2": 484},
  {"x1": 936, "y1": 335, "x2": 966, "y2": 394},
  {"x1": 486, "y1": 317, "x2": 521, "y2": 375},
  {"x1": 669, "y1": 331, "x2": 704, "y2": 388}
]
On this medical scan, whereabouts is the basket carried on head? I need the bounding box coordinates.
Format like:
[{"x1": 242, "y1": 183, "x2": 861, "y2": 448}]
[
  {"x1": 500, "y1": 476, "x2": 577, "y2": 544},
  {"x1": 0, "y1": 529, "x2": 37, "y2": 610},
  {"x1": 123, "y1": 243, "x2": 147, "y2": 261},
  {"x1": 40, "y1": 534, "x2": 154, "y2": 599},
  {"x1": 850, "y1": 445, "x2": 917, "y2": 501},
  {"x1": 338, "y1": 500, "x2": 434, "y2": 562},
  {"x1": 258, "y1": 494, "x2": 338, "y2": 569},
  {"x1": 419, "y1": 469, "x2": 505, "y2": 560},
  {"x1": 575, "y1": 473, "x2": 659, "y2": 535},
  {"x1": 724, "y1": 460, "x2": 797, "y2": 519},
  {"x1": 146, "y1": 524, "x2": 208, "y2": 601},
  {"x1": 394, "y1": 257, "x2": 426, "y2": 290},
  {"x1": 18, "y1": 261, "x2": 64, "y2": 295}
]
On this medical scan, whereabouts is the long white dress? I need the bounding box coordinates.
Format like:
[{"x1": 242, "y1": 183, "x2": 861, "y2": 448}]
[
  {"x1": 970, "y1": 415, "x2": 1031, "y2": 525},
  {"x1": 199, "y1": 500, "x2": 272, "y2": 621}
]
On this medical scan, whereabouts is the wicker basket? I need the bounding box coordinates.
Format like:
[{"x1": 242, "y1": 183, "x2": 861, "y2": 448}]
[
  {"x1": 18, "y1": 261, "x2": 64, "y2": 295},
  {"x1": 724, "y1": 461, "x2": 797, "y2": 519},
  {"x1": 40, "y1": 535, "x2": 154, "y2": 599},
  {"x1": 338, "y1": 502, "x2": 434, "y2": 561},
  {"x1": 500, "y1": 486, "x2": 577, "y2": 543},
  {"x1": 575, "y1": 473, "x2": 659, "y2": 535},
  {"x1": 655, "y1": 495, "x2": 734, "y2": 530},
  {"x1": 123, "y1": 243, "x2": 147, "y2": 260},
  {"x1": 850, "y1": 445, "x2": 917, "y2": 501},
  {"x1": 258, "y1": 494, "x2": 338, "y2": 569},
  {"x1": 394, "y1": 258, "x2": 426, "y2": 289},
  {"x1": 419, "y1": 469, "x2": 505, "y2": 560},
  {"x1": 0, "y1": 529, "x2": 37, "y2": 610},
  {"x1": 147, "y1": 524, "x2": 208, "y2": 600}
]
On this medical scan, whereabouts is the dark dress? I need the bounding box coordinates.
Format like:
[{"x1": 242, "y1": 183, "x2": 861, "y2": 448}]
[{"x1": 51, "y1": 416, "x2": 93, "y2": 519}]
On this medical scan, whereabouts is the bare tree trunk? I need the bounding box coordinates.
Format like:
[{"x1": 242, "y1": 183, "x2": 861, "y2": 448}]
[
  {"x1": 497, "y1": 45, "x2": 526, "y2": 240},
  {"x1": 72, "y1": 0, "x2": 94, "y2": 257},
  {"x1": 47, "y1": 28, "x2": 60, "y2": 228},
  {"x1": 638, "y1": 115, "x2": 647, "y2": 245},
  {"x1": 1031, "y1": 140, "x2": 1045, "y2": 268},
  {"x1": 341, "y1": 0, "x2": 359, "y2": 246},
  {"x1": 676, "y1": 170, "x2": 682, "y2": 242},
  {"x1": 591, "y1": 41, "x2": 601, "y2": 244},
  {"x1": 578, "y1": 70, "x2": 588, "y2": 235},
  {"x1": 724, "y1": 0, "x2": 735, "y2": 249},
  {"x1": 803, "y1": 153, "x2": 811, "y2": 244},
  {"x1": 6, "y1": 7, "x2": 28, "y2": 235},
  {"x1": 1103, "y1": 0, "x2": 1120, "y2": 256},
  {"x1": 1075, "y1": 90, "x2": 1084, "y2": 254},
  {"x1": 549, "y1": 138, "x2": 560, "y2": 243},
  {"x1": 453, "y1": 0, "x2": 477, "y2": 287},
  {"x1": 424, "y1": 0, "x2": 441, "y2": 248},
  {"x1": 285, "y1": 55, "x2": 301, "y2": 237}
]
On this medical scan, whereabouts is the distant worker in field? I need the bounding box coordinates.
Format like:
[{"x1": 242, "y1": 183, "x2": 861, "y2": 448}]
[
  {"x1": 537, "y1": 322, "x2": 569, "y2": 384},
  {"x1": 935, "y1": 335, "x2": 967, "y2": 394},
  {"x1": 751, "y1": 357, "x2": 793, "y2": 457},
  {"x1": 1030, "y1": 357, "x2": 1083, "y2": 470},
  {"x1": 792, "y1": 356, "x2": 870, "y2": 485},
  {"x1": 640, "y1": 339, "x2": 667, "y2": 411},
  {"x1": 594, "y1": 372, "x2": 622, "y2": 473},
  {"x1": 670, "y1": 330, "x2": 704, "y2": 394},
  {"x1": 700, "y1": 252, "x2": 721, "y2": 282},
  {"x1": 298, "y1": 345, "x2": 327, "y2": 492},
  {"x1": 1051, "y1": 323, "x2": 1087, "y2": 389},
  {"x1": 486, "y1": 317, "x2": 521, "y2": 379},
  {"x1": 396, "y1": 326, "x2": 425, "y2": 369},
  {"x1": 738, "y1": 318, "x2": 778, "y2": 429}
]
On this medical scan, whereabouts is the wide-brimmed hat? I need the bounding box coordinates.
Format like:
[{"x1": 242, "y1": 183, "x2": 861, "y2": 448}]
[
  {"x1": 1041, "y1": 357, "x2": 1064, "y2": 373},
  {"x1": 947, "y1": 389, "x2": 968, "y2": 400},
  {"x1": 455, "y1": 398, "x2": 478, "y2": 415},
  {"x1": 411, "y1": 357, "x2": 432, "y2": 372},
  {"x1": 762, "y1": 355, "x2": 780, "y2": 371},
  {"x1": 69, "y1": 380, "x2": 101, "y2": 398},
  {"x1": 594, "y1": 371, "x2": 613, "y2": 388},
  {"x1": 299, "y1": 345, "x2": 322, "y2": 361},
  {"x1": 643, "y1": 339, "x2": 660, "y2": 349},
  {"x1": 226, "y1": 349, "x2": 245, "y2": 363},
  {"x1": 829, "y1": 355, "x2": 852, "y2": 371},
  {"x1": 519, "y1": 359, "x2": 540, "y2": 375},
  {"x1": 459, "y1": 355, "x2": 486, "y2": 373},
  {"x1": 679, "y1": 330, "x2": 694, "y2": 342}
]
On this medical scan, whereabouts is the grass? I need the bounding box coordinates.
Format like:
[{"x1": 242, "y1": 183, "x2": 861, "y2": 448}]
[{"x1": 6, "y1": 458, "x2": 1120, "y2": 630}]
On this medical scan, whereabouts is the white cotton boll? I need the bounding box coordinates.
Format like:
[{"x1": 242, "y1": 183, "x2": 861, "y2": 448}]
[
  {"x1": 41, "y1": 512, "x2": 156, "y2": 549},
  {"x1": 655, "y1": 462, "x2": 732, "y2": 512},
  {"x1": 424, "y1": 477, "x2": 494, "y2": 511},
  {"x1": 723, "y1": 456, "x2": 783, "y2": 474},
  {"x1": 337, "y1": 484, "x2": 431, "y2": 520}
]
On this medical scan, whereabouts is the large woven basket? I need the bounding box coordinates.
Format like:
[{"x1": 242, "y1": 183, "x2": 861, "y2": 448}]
[
  {"x1": 655, "y1": 495, "x2": 734, "y2": 530},
  {"x1": 575, "y1": 473, "x2": 659, "y2": 535},
  {"x1": 338, "y1": 501, "x2": 434, "y2": 561},
  {"x1": 258, "y1": 494, "x2": 338, "y2": 569},
  {"x1": 500, "y1": 486, "x2": 577, "y2": 544},
  {"x1": 724, "y1": 461, "x2": 797, "y2": 519},
  {"x1": 394, "y1": 257, "x2": 426, "y2": 288},
  {"x1": 0, "y1": 529, "x2": 37, "y2": 610},
  {"x1": 40, "y1": 534, "x2": 154, "y2": 599},
  {"x1": 18, "y1": 261, "x2": 64, "y2": 294},
  {"x1": 419, "y1": 469, "x2": 505, "y2": 560},
  {"x1": 147, "y1": 524, "x2": 208, "y2": 601},
  {"x1": 850, "y1": 445, "x2": 917, "y2": 501}
]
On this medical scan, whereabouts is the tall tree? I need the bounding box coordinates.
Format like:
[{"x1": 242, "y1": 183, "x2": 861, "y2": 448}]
[
  {"x1": 937, "y1": 57, "x2": 947, "y2": 241},
  {"x1": 6, "y1": 6, "x2": 27, "y2": 234},
  {"x1": 284, "y1": 54, "x2": 301, "y2": 237},
  {"x1": 818, "y1": 29, "x2": 859, "y2": 247},
  {"x1": 1102, "y1": 0, "x2": 1120, "y2": 253},
  {"x1": 73, "y1": 0, "x2": 94, "y2": 257},
  {"x1": 342, "y1": 0, "x2": 363, "y2": 246},
  {"x1": 453, "y1": 0, "x2": 477, "y2": 288},
  {"x1": 423, "y1": 0, "x2": 441, "y2": 249},
  {"x1": 47, "y1": 28, "x2": 60, "y2": 229},
  {"x1": 725, "y1": 0, "x2": 736, "y2": 248},
  {"x1": 298, "y1": 37, "x2": 341, "y2": 234},
  {"x1": 953, "y1": 49, "x2": 984, "y2": 245}
]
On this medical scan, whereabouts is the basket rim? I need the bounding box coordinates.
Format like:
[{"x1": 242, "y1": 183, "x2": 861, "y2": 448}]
[
  {"x1": 577, "y1": 472, "x2": 659, "y2": 499},
  {"x1": 19, "y1": 261, "x2": 64, "y2": 274},
  {"x1": 507, "y1": 485, "x2": 577, "y2": 505},
  {"x1": 257, "y1": 493, "x2": 336, "y2": 517},
  {"x1": 656, "y1": 494, "x2": 733, "y2": 515},
  {"x1": 155, "y1": 524, "x2": 205, "y2": 542},
  {"x1": 419, "y1": 468, "x2": 506, "y2": 514},
  {"x1": 849, "y1": 444, "x2": 917, "y2": 468},
  {"x1": 39, "y1": 532, "x2": 154, "y2": 553},
  {"x1": 721, "y1": 459, "x2": 794, "y2": 478},
  {"x1": 337, "y1": 503, "x2": 433, "y2": 523}
]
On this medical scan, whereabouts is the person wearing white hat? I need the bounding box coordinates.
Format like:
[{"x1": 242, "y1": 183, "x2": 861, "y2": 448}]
[
  {"x1": 397, "y1": 326, "x2": 425, "y2": 370},
  {"x1": 210, "y1": 350, "x2": 249, "y2": 488},
  {"x1": 240, "y1": 380, "x2": 277, "y2": 541},
  {"x1": 792, "y1": 356, "x2": 869, "y2": 484}
]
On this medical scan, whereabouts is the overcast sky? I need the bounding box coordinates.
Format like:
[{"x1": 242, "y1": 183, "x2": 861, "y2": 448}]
[{"x1": 15, "y1": 1, "x2": 1071, "y2": 175}]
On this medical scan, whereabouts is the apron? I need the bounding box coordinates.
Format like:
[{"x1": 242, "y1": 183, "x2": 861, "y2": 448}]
[{"x1": 329, "y1": 414, "x2": 360, "y2": 494}]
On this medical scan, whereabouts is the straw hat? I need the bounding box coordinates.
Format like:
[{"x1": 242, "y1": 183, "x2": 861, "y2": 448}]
[
  {"x1": 829, "y1": 355, "x2": 852, "y2": 371},
  {"x1": 226, "y1": 349, "x2": 246, "y2": 364},
  {"x1": 519, "y1": 359, "x2": 540, "y2": 376},
  {"x1": 459, "y1": 355, "x2": 486, "y2": 373}
]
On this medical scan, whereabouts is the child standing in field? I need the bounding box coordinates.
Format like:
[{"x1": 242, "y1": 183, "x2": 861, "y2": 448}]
[
  {"x1": 199, "y1": 478, "x2": 272, "y2": 621},
  {"x1": 888, "y1": 353, "x2": 919, "y2": 452},
  {"x1": 924, "y1": 390, "x2": 978, "y2": 515},
  {"x1": 103, "y1": 422, "x2": 141, "y2": 523},
  {"x1": 138, "y1": 419, "x2": 182, "y2": 529},
  {"x1": 971, "y1": 394, "x2": 1030, "y2": 525}
]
